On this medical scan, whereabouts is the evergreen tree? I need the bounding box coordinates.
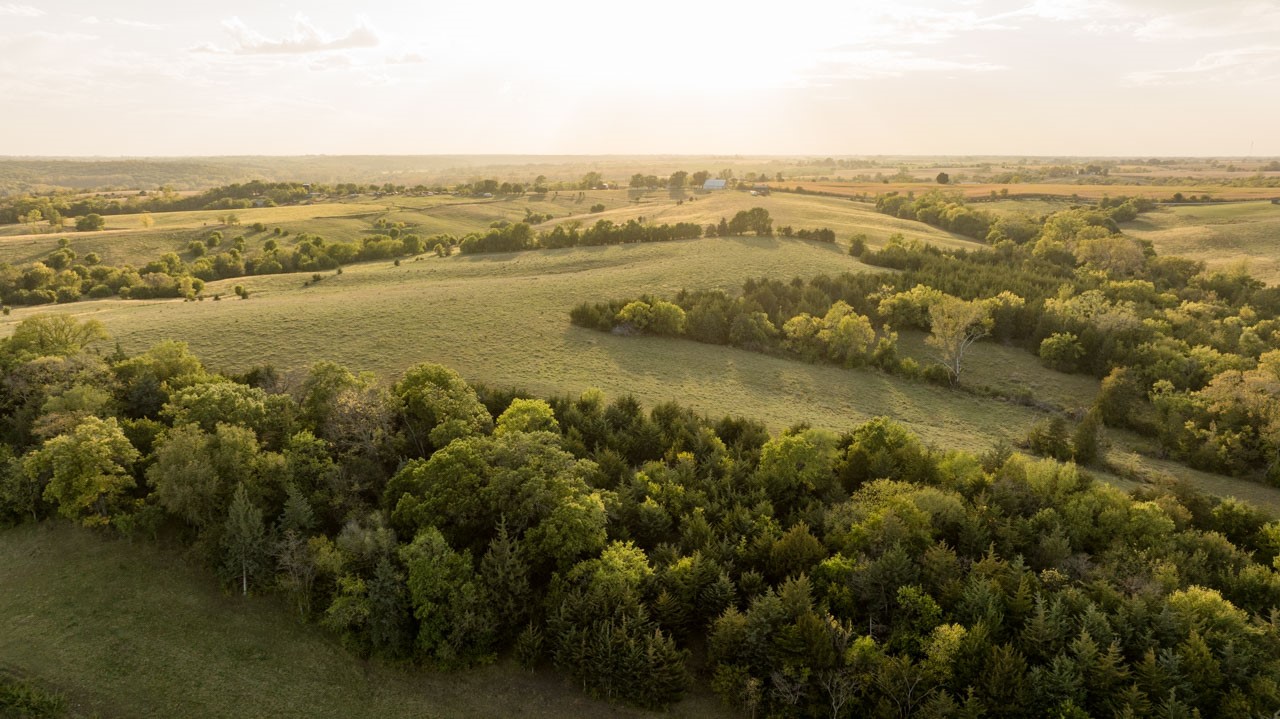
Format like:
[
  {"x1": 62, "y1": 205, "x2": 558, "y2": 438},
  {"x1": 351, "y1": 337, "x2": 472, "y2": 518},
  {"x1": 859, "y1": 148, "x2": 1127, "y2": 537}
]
[
  {"x1": 223, "y1": 483, "x2": 268, "y2": 596},
  {"x1": 480, "y1": 518, "x2": 532, "y2": 639}
]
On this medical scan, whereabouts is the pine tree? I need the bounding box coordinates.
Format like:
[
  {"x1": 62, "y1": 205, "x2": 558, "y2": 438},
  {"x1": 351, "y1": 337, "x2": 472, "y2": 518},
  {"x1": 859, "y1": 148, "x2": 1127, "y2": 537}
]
[
  {"x1": 652, "y1": 589, "x2": 689, "y2": 635},
  {"x1": 480, "y1": 518, "x2": 531, "y2": 639},
  {"x1": 1084, "y1": 641, "x2": 1131, "y2": 715},
  {"x1": 1020, "y1": 596, "x2": 1067, "y2": 662},
  {"x1": 1071, "y1": 409, "x2": 1103, "y2": 465},
  {"x1": 697, "y1": 572, "x2": 737, "y2": 627},
  {"x1": 223, "y1": 483, "x2": 267, "y2": 596},
  {"x1": 279, "y1": 483, "x2": 316, "y2": 534},
  {"x1": 366, "y1": 557, "x2": 413, "y2": 658}
]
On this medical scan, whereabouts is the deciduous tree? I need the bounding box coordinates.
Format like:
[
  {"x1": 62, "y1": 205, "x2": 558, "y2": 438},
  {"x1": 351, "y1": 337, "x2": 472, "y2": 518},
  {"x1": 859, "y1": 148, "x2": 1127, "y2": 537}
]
[
  {"x1": 24, "y1": 416, "x2": 138, "y2": 526},
  {"x1": 926, "y1": 296, "x2": 993, "y2": 386}
]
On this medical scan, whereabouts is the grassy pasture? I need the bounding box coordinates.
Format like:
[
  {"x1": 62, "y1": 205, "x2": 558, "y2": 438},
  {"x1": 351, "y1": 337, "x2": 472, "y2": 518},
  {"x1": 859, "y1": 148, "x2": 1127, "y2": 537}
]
[
  {"x1": 779, "y1": 181, "x2": 1280, "y2": 202},
  {"x1": 1123, "y1": 201, "x2": 1280, "y2": 285},
  {"x1": 976, "y1": 198, "x2": 1079, "y2": 218},
  {"x1": 0, "y1": 190, "x2": 975, "y2": 270},
  {"x1": 1, "y1": 237, "x2": 1034, "y2": 454},
  {"x1": 894, "y1": 331, "x2": 1099, "y2": 412},
  {"x1": 0, "y1": 522, "x2": 725, "y2": 719},
  {"x1": 1, "y1": 191, "x2": 1277, "y2": 508},
  {"x1": 4, "y1": 233, "x2": 1279, "y2": 512},
  {"x1": 0, "y1": 202, "x2": 376, "y2": 238}
]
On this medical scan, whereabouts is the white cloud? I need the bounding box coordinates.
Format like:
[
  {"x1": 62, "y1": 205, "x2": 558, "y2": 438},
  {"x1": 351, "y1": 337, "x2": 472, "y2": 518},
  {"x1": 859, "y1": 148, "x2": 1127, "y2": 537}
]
[
  {"x1": 825, "y1": 4, "x2": 1019, "y2": 47},
  {"x1": 1127, "y1": 45, "x2": 1280, "y2": 85},
  {"x1": 0, "y1": 30, "x2": 97, "y2": 46},
  {"x1": 386, "y1": 52, "x2": 427, "y2": 65},
  {"x1": 1132, "y1": 5, "x2": 1280, "y2": 40},
  {"x1": 309, "y1": 54, "x2": 354, "y2": 72},
  {"x1": 196, "y1": 14, "x2": 379, "y2": 55},
  {"x1": 808, "y1": 48, "x2": 1005, "y2": 83},
  {"x1": 115, "y1": 18, "x2": 161, "y2": 30},
  {"x1": 1007, "y1": 0, "x2": 1280, "y2": 39},
  {"x1": 0, "y1": 3, "x2": 41, "y2": 17}
]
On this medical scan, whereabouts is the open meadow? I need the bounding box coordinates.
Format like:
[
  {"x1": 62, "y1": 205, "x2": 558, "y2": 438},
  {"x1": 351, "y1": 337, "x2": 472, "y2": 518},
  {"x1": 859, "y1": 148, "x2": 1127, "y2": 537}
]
[
  {"x1": 0, "y1": 188, "x2": 977, "y2": 266},
  {"x1": 1123, "y1": 201, "x2": 1280, "y2": 285},
  {"x1": 1, "y1": 236, "x2": 1008, "y2": 447},
  {"x1": 3, "y1": 220, "x2": 1278, "y2": 511}
]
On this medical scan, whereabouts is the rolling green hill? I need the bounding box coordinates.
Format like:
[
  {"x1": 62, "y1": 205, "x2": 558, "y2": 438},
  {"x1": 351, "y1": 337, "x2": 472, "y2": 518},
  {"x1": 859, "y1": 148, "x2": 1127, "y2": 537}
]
[
  {"x1": 1124, "y1": 201, "x2": 1280, "y2": 285},
  {"x1": 0, "y1": 189, "x2": 975, "y2": 268},
  {"x1": 0, "y1": 237, "x2": 1028, "y2": 452},
  {"x1": 4, "y1": 230, "x2": 1278, "y2": 511}
]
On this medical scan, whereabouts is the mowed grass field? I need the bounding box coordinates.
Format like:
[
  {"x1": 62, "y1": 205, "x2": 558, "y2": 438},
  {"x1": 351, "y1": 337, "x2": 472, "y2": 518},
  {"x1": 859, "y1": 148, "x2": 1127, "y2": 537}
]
[
  {"x1": 0, "y1": 522, "x2": 726, "y2": 719},
  {"x1": 780, "y1": 181, "x2": 1280, "y2": 202},
  {"x1": 1123, "y1": 201, "x2": 1280, "y2": 285}
]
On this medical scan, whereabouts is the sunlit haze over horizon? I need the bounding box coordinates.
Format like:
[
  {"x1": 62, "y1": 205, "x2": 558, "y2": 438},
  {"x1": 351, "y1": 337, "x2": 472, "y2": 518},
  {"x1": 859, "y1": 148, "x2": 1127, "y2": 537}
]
[{"x1": 2, "y1": 0, "x2": 1279, "y2": 157}]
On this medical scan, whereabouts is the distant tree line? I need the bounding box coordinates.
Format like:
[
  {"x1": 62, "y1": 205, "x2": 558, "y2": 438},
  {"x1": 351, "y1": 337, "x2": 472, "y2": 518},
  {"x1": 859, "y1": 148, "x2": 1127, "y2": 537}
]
[
  {"x1": 0, "y1": 225, "x2": 452, "y2": 307},
  {"x1": 6, "y1": 317, "x2": 1280, "y2": 715},
  {"x1": 874, "y1": 191, "x2": 1156, "y2": 242},
  {"x1": 0, "y1": 168, "x2": 783, "y2": 229},
  {"x1": 0, "y1": 207, "x2": 826, "y2": 307},
  {"x1": 457, "y1": 208, "x2": 834, "y2": 255}
]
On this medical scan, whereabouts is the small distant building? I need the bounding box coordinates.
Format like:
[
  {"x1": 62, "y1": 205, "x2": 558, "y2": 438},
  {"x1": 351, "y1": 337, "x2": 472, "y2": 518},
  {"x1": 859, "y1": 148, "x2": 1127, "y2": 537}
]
[
  {"x1": 703, "y1": 178, "x2": 727, "y2": 191},
  {"x1": 752, "y1": 183, "x2": 771, "y2": 195}
]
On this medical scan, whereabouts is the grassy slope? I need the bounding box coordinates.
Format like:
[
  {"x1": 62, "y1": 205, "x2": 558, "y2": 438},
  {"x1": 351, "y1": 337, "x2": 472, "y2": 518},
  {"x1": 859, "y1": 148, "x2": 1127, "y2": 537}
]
[
  {"x1": 4, "y1": 233, "x2": 1278, "y2": 511},
  {"x1": 1, "y1": 194, "x2": 1276, "y2": 505},
  {"x1": 1124, "y1": 202, "x2": 1280, "y2": 285},
  {"x1": 1, "y1": 237, "x2": 1036, "y2": 454},
  {"x1": 0, "y1": 522, "x2": 724, "y2": 719}
]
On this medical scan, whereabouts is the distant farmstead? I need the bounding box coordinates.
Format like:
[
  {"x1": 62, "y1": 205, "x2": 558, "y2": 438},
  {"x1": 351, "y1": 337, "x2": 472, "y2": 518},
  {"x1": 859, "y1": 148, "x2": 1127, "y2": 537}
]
[{"x1": 703, "y1": 179, "x2": 728, "y2": 191}]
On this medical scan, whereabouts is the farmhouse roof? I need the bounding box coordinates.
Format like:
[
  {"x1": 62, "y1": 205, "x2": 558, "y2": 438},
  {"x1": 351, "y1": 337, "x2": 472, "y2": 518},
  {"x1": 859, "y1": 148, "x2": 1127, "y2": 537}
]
[{"x1": 703, "y1": 179, "x2": 727, "y2": 190}]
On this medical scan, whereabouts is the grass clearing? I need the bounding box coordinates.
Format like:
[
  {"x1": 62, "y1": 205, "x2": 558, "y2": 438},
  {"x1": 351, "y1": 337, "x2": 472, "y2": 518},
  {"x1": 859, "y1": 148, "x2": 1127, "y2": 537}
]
[
  {"x1": 0, "y1": 522, "x2": 725, "y2": 718},
  {"x1": 895, "y1": 330, "x2": 1100, "y2": 412},
  {"x1": 1123, "y1": 201, "x2": 1280, "y2": 285}
]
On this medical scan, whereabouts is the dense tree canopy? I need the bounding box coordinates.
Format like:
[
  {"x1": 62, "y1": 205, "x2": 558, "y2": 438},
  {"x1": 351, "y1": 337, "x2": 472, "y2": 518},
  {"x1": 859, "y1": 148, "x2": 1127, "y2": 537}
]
[{"x1": 4, "y1": 316, "x2": 1280, "y2": 714}]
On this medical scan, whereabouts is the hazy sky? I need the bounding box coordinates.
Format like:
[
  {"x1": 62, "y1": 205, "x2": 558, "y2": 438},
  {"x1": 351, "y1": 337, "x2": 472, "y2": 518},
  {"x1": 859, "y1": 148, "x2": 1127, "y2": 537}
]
[{"x1": 1, "y1": 0, "x2": 1278, "y2": 156}]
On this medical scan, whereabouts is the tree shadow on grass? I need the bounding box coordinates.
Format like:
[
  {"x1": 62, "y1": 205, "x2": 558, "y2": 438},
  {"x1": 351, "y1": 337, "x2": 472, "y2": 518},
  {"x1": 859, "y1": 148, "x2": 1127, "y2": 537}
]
[{"x1": 569, "y1": 323, "x2": 1039, "y2": 447}]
